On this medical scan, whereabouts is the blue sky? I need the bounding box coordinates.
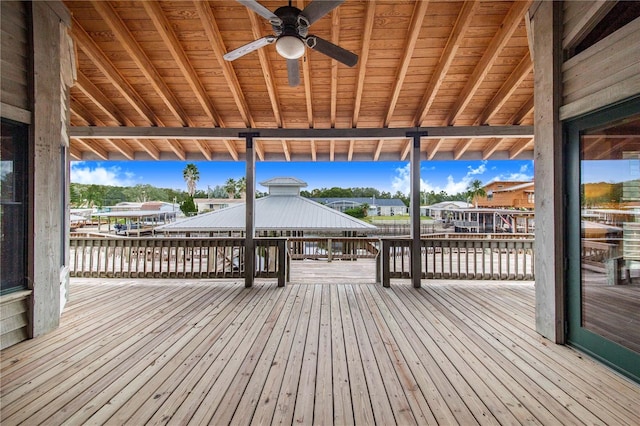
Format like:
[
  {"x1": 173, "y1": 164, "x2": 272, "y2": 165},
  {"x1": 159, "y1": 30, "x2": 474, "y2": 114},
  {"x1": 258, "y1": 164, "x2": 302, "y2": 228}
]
[{"x1": 70, "y1": 159, "x2": 536, "y2": 195}]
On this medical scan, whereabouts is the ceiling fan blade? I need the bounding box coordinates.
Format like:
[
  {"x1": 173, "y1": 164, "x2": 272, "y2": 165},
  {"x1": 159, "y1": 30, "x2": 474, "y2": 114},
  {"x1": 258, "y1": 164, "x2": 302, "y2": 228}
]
[
  {"x1": 237, "y1": 0, "x2": 282, "y2": 25},
  {"x1": 301, "y1": 0, "x2": 344, "y2": 26},
  {"x1": 287, "y1": 59, "x2": 300, "y2": 87},
  {"x1": 223, "y1": 36, "x2": 276, "y2": 61},
  {"x1": 305, "y1": 35, "x2": 358, "y2": 67}
]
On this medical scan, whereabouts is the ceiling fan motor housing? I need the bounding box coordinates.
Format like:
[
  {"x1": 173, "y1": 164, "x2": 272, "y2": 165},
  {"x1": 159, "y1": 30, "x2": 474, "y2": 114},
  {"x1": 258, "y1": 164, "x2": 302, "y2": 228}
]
[{"x1": 273, "y1": 6, "x2": 308, "y2": 38}]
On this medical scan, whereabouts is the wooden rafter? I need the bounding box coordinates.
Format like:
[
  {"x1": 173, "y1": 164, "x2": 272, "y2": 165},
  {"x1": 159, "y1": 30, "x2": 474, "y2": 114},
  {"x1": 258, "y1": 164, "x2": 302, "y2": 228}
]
[
  {"x1": 330, "y1": 140, "x2": 335, "y2": 161},
  {"x1": 72, "y1": 18, "x2": 159, "y2": 125},
  {"x1": 446, "y1": 0, "x2": 532, "y2": 125},
  {"x1": 69, "y1": 145, "x2": 83, "y2": 160},
  {"x1": 330, "y1": 10, "x2": 340, "y2": 128},
  {"x1": 415, "y1": 1, "x2": 478, "y2": 126},
  {"x1": 91, "y1": 1, "x2": 192, "y2": 127},
  {"x1": 297, "y1": 0, "x2": 314, "y2": 127},
  {"x1": 310, "y1": 140, "x2": 317, "y2": 161},
  {"x1": 373, "y1": 140, "x2": 384, "y2": 161},
  {"x1": 482, "y1": 139, "x2": 503, "y2": 160},
  {"x1": 196, "y1": 1, "x2": 254, "y2": 128},
  {"x1": 348, "y1": 140, "x2": 355, "y2": 161},
  {"x1": 400, "y1": 139, "x2": 411, "y2": 161},
  {"x1": 384, "y1": 0, "x2": 429, "y2": 127},
  {"x1": 70, "y1": 98, "x2": 134, "y2": 160},
  {"x1": 427, "y1": 139, "x2": 444, "y2": 160},
  {"x1": 352, "y1": 0, "x2": 376, "y2": 126},
  {"x1": 75, "y1": 71, "x2": 126, "y2": 125},
  {"x1": 247, "y1": 11, "x2": 282, "y2": 127},
  {"x1": 223, "y1": 140, "x2": 239, "y2": 162},
  {"x1": 165, "y1": 139, "x2": 186, "y2": 161},
  {"x1": 282, "y1": 140, "x2": 291, "y2": 162},
  {"x1": 476, "y1": 52, "x2": 533, "y2": 125},
  {"x1": 72, "y1": 138, "x2": 109, "y2": 160},
  {"x1": 134, "y1": 139, "x2": 160, "y2": 161},
  {"x1": 454, "y1": 139, "x2": 473, "y2": 160},
  {"x1": 508, "y1": 96, "x2": 534, "y2": 125},
  {"x1": 509, "y1": 138, "x2": 533, "y2": 159},
  {"x1": 563, "y1": 1, "x2": 617, "y2": 50},
  {"x1": 142, "y1": 1, "x2": 222, "y2": 127}
]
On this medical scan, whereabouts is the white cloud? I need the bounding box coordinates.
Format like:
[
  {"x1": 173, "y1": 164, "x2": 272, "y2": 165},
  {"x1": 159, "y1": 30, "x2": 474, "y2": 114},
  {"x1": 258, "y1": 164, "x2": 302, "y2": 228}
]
[
  {"x1": 391, "y1": 161, "x2": 489, "y2": 195},
  {"x1": 70, "y1": 162, "x2": 136, "y2": 186}
]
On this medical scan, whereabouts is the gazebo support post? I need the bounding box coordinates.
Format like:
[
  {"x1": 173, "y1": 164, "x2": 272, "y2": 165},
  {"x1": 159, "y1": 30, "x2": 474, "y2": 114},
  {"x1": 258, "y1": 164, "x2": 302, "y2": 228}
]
[
  {"x1": 241, "y1": 132, "x2": 258, "y2": 288},
  {"x1": 408, "y1": 131, "x2": 427, "y2": 288}
]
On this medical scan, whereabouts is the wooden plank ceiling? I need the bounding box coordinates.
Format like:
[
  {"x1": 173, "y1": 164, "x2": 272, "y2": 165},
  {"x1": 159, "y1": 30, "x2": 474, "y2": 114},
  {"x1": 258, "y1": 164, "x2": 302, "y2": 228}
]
[{"x1": 65, "y1": 0, "x2": 535, "y2": 162}]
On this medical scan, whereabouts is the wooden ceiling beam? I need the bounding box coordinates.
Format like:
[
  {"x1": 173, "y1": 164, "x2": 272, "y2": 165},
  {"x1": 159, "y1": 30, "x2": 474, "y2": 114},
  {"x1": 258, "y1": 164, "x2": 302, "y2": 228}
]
[
  {"x1": 165, "y1": 139, "x2": 186, "y2": 161},
  {"x1": 400, "y1": 139, "x2": 411, "y2": 161},
  {"x1": 508, "y1": 95, "x2": 534, "y2": 125},
  {"x1": 194, "y1": 140, "x2": 212, "y2": 161},
  {"x1": 196, "y1": 1, "x2": 255, "y2": 127},
  {"x1": 91, "y1": 1, "x2": 192, "y2": 127},
  {"x1": 282, "y1": 141, "x2": 291, "y2": 162},
  {"x1": 330, "y1": 140, "x2": 335, "y2": 161},
  {"x1": 330, "y1": 10, "x2": 340, "y2": 128},
  {"x1": 72, "y1": 138, "x2": 109, "y2": 160},
  {"x1": 454, "y1": 139, "x2": 473, "y2": 160},
  {"x1": 134, "y1": 139, "x2": 160, "y2": 161},
  {"x1": 348, "y1": 140, "x2": 355, "y2": 161},
  {"x1": 447, "y1": 0, "x2": 532, "y2": 125},
  {"x1": 427, "y1": 139, "x2": 444, "y2": 160},
  {"x1": 71, "y1": 18, "x2": 159, "y2": 125},
  {"x1": 415, "y1": 1, "x2": 478, "y2": 126},
  {"x1": 476, "y1": 52, "x2": 533, "y2": 125},
  {"x1": 509, "y1": 138, "x2": 533, "y2": 159},
  {"x1": 70, "y1": 125, "x2": 534, "y2": 140},
  {"x1": 75, "y1": 71, "x2": 127, "y2": 126},
  {"x1": 482, "y1": 139, "x2": 503, "y2": 160},
  {"x1": 297, "y1": 0, "x2": 314, "y2": 127},
  {"x1": 384, "y1": 0, "x2": 429, "y2": 127},
  {"x1": 223, "y1": 140, "x2": 239, "y2": 161},
  {"x1": 70, "y1": 98, "x2": 134, "y2": 160},
  {"x1": 142, "y1": 1, "x2": 222, "y2": 127},
  {"x1": 247, "y1": 11, "x2": 282, "y2": 127},
  {"x1": 373, "y1": 140, "x2": 384, "y2": 161},
  {"x1": 310, "y1": 140, "x2": 317, "y2": 161},
  {"x1": 69, "y1": 145, "x2": 83, "y2": 160},
  {"x1": 352, "y1": 0, "x2": 376, "y2": 126},
  {"x1": 255, "y1": 141, "x2": 265, "y2": 162}
]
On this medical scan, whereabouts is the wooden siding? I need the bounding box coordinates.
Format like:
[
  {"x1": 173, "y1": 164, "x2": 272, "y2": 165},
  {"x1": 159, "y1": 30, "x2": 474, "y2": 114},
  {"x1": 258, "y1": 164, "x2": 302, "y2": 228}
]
[
  {"x1": 0, "y1": 291, "x2": 31, "y2": 350},
  {"x1": 1, "y1": 277, "x2": 639, "y2": 424},
  {"x1": 560, "y1": 6, "x2": 640, "y2": 120},
  {"x1": 0, "y1": 0, "x2": 30, "y2": 120}
]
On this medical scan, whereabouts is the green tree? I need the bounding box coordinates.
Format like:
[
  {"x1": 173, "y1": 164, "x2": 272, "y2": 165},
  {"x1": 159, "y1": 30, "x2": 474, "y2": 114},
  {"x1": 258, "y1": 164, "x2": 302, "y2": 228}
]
[
  {"x1": 180, "y1": 196, "x2": 198, "y2": 216},
  {"x1": 236, "y1": 177, "x2": 246, "y2": 199},
  {"x1": 466, "y1": 179, "x2": 486, "y2": 208},
  {"x1": 183, "y1": 163, "x2": 200, "y2": 197},
  {"x1": 224, "y1": 178, "x2": 236, "y2": 199},
  {"x1": 344, "y1": 206, "x2": 366, "y2": 219}
]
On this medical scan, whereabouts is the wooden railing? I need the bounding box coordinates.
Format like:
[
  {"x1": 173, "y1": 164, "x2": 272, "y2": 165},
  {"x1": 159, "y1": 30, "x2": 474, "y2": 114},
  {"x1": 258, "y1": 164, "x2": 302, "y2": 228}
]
[
  {"x1": 69, "y1": 237, "x2": 287, "y2": 286},
  {"x1": 380, "y1": 237, "x2": 535, "y2": 286},
  {"x1": 287, "y1": 237, "x2": 380, "y2": 261},
  {"x1": 581, "y1": 239, "x2": 621, "y2": 273}
]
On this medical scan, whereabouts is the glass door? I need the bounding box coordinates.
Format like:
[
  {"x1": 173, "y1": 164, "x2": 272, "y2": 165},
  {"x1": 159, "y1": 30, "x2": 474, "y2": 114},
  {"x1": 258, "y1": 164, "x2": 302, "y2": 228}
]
[{"x1": 566, "y1": 98, "x2": 640, "y2": 383}]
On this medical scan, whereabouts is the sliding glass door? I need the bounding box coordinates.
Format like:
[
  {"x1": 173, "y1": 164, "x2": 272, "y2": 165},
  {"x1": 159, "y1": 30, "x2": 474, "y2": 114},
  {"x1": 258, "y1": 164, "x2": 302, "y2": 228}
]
[{"x1": 566, "y1": 97, "x2": 640, "y2": 382}]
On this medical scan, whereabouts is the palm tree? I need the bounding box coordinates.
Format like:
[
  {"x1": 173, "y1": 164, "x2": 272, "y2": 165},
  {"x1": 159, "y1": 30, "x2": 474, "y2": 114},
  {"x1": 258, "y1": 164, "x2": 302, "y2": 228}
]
[
  {"x1": 236, "y1": 177, "x2": 246, "y2": 199},
  {"x1": 466, "y1": 179, "x2": 486, "y2": 208},
  {"x1": 224, "y1": 178, "x2": 236, "y2": 199},
  {"x1": 182, "y1": 163, "x2": 200, "y2": 197}
]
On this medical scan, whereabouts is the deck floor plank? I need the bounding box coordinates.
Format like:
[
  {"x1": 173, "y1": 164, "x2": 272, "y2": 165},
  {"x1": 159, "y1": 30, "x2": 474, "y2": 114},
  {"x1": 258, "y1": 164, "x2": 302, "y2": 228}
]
[{"x1": 2, "y1": 272, "x2": 640, "y2": 426}]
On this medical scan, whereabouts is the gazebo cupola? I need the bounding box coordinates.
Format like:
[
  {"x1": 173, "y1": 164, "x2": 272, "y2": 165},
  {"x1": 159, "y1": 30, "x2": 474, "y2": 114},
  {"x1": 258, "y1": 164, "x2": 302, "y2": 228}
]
[{"x1": 260, "y1": 177, "x2": 308, "y2": 196}]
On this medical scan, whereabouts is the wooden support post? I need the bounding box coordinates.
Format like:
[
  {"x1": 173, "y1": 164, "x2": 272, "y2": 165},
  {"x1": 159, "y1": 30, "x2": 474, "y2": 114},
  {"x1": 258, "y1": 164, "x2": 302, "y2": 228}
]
[
  {"x1": 277, "y1": 239, "x2": 286, "y2": 287},
  {"x1": 408, "y1": 131, "x2": 427, "y2": 288},
  {"x1": 531, "y1": 1, "x2": 565, "y2": 343},
  {"x1": 381, "y1": 239, "x2": 391, "y2": 287},
  {"x1": 242, "y1": 132, "x2": 258, "y2": 288}
]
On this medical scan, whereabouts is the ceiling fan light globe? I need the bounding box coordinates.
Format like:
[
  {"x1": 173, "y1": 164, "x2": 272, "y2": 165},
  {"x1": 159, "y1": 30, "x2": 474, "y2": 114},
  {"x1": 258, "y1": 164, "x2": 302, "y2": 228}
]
[{"x1": 275, "y1": 36, "x2": 305, "y2": 59}]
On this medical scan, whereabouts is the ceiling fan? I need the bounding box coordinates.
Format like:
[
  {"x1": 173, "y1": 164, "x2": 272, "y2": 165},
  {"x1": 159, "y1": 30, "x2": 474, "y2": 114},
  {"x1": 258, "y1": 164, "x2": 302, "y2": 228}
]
[{"x1": 223, "y1": 0, "x2": 358, "y2": 87}]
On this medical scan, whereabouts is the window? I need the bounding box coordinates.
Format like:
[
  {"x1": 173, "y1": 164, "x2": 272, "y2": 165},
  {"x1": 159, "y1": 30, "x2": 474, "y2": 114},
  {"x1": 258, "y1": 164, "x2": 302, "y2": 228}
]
[{"x1": 1, "y1": 119, "x2": 29, "y2": 294}]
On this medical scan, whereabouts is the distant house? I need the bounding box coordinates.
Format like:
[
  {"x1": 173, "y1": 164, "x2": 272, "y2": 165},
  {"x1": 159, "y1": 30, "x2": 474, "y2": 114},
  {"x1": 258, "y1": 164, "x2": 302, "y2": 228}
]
[
  {"x1": 311, "y1": 197, "x2": 408, "y2": 216},
  {"x1": 157, "y1": 177, "x2": 377, "y2": 236},
  {"x1": 477, "y1": 181, "x2": 535, "y2": 209},
  {"x1": 193, "y1": 198, "x2": 243, "y2": 213},
  {"x1": 422, "y1": 201, "x2": 473, "y2": 220}
]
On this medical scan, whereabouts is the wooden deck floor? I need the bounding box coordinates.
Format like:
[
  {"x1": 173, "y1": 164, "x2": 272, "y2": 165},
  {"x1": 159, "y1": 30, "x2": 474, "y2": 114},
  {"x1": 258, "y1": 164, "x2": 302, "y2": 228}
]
[{"x1": 2, "y1": 271, "x2": 639, "y2": 424}]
